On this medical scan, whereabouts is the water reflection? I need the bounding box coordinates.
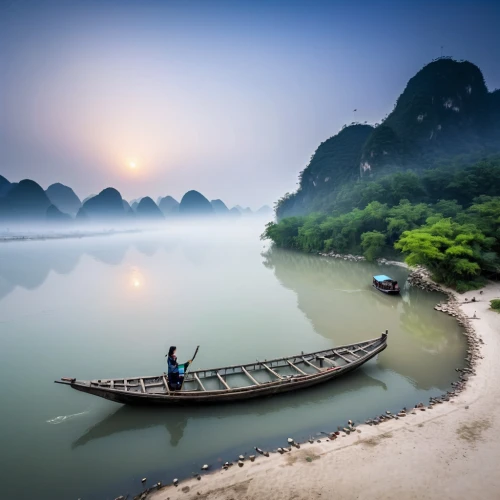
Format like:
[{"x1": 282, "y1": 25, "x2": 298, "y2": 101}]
[
  {"x1": 0, "y1": 237, "x2": 160, "y2": 300},
  {"x1": 0, "y1": 225, "x2": 467, "y2": 500},
  {"x1": 72, "y1": 369, "x2": 388, "y2": 450},
  {"x1": 262, "y1": 247, "x2": 466, "y2": 390},
  {"x1": 0, "y1": 231, "x2": 231, "y2": 301}
]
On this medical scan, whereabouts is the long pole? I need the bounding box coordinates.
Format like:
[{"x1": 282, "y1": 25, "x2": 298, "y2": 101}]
[{"x1": 180, "y1": 345, "x2": 200, "y2": 390}]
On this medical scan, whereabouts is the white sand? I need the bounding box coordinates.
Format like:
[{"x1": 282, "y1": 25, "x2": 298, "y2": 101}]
[{"x1": 148, "y1": 283, "x2": 500, "y2": 500}]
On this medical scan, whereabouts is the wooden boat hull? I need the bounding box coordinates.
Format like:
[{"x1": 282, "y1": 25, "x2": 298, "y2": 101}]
[{"x1": 55, "y1": 333, "x2": 388, "y2": 406}]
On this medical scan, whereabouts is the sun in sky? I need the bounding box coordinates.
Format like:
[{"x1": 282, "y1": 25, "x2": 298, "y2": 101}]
[
  {"x1": 129, "y1": 161, "x2": 136, "y2": 169},
  {"x1": 128, "y1": 267, "x2": 144, "y2": 290}
]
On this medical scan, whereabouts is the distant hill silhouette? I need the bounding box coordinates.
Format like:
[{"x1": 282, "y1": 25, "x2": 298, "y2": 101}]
[
  {"x1": 77, "y1": 188, "x2": 126, "y2": 220},
  {"x1": 0, "y1": 176, "x2": 252, "y2": 226},
  {"x1": 211, "y1": 199, "x2": 229, "y2": 214},
  {"x1": 136, "y1": 196, "x2": 164, "y2": 219},
  {"x1": 82, "y1": 194, "x2": 96, "y2": 204},
  {"x1": 0, "y1": 179, "x2": 52, "y2": 220},
  {"x1": 0, "y1": 175, "x2": 14, "y2": 197},
  {"x1": 179, "y1": 190, "x2": 214, "y2": 215},
  {"x1": 257, "y1": 205, "x2": 273, "y2": 215},
  {"x1": 158, "y1": 196, "x2": 179, "y2": 216},
  {"x1": 233, "y1": 205, "x2": 253, "y2": 215},
  {"x1": 45, "y1": 183, "x2": 81, "y2": 215},
  {"x1": 46, "y1": 204, "x2": 72, "y2": 222}
]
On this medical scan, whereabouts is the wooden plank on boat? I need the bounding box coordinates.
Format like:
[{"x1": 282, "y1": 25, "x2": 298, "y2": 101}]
[
  {"x1": 287, "y1": 360, "x2": 307, "y2": 375},
  {"x1": 261, "y1": 362, "x2": 283, "y2": 380},
  {"x1": 342, "y1": 348, "x2": 360, "y2": 359},
  {"x1": 318, "y1": 356, "x2": 337, "y2": 367},
  {"x1": 140, "y1": 379, "x2": 146, "y2": 393},
  {"x1": 301, "y1": 356, "x2": 321, "y2": 372},
  {"x1": 348, "y1": 341, "x2": 379, "y2": 356},
  {"x1": 242, "y1": 367, "x2": 260, "y2": 386},
  {"x1": 353, "y1": 346, "x2": 370, "y2": 354},
  {"x1": 162, "y1": 376, "x2": 170, "y2": 394},
  {"x1": 356, "y1": 339, "x2": 380, "y2": 352},
  {"x1": 216, "y1": 372, "x2": 231, "y2": 390},
  {"x1": 194, "y1": 373, "x2": 206, "y2": 391},
  {"x1": 332, "y1": 351, "x2": 352, "y2": 363}
]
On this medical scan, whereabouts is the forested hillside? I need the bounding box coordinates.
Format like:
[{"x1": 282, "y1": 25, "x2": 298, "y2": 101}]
[
  {"x1": 277, "y1": 59, "x2": 500, "y2": 219},
  {"x1": 265, "y1": 58, "x2": 500, "y2": 291}
]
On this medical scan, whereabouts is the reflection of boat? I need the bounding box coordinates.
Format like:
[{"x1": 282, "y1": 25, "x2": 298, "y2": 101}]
[
  {"x1": 56, "y1": 333, "x2": 388, "y2": 406},
  {"x1": 72, "y1": 368, "x2": 388, "y2": 449},
  {"x1": 373, "y1": 275, "x2": 400, "y2": 295}
]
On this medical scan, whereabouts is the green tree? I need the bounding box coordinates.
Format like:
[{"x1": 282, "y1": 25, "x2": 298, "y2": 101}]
[
  {"x1": 395, "y1": 219, "x2": 489, "y2": 287},
  {"x1": 386, "y1": 200, "x2": 432, "y2": 239},
  {"x1": 296, "y1": 213, "x2": 327, "y2": 252},
  {"x1": 361, "y1": 231, "x2": 386, "y2": 261}
]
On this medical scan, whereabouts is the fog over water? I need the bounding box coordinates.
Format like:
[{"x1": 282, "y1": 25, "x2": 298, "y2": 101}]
[{"x1": 0, "y1": 220, "x2": 466, "y2": 500}]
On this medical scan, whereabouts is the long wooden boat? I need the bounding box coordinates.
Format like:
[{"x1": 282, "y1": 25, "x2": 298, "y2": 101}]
[{"x1": 55, "y1": 331, "x2": 388, "y2": 406}]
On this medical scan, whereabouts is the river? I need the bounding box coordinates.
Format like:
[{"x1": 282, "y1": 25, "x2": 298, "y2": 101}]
[{"x1": 0, "y1": 220, "x2": 466, "y2": 500}]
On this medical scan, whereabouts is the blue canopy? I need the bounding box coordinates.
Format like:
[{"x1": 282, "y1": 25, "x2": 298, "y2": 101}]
[{"x1": 373, "y1": 275, "x2": 393, "y2": 282}]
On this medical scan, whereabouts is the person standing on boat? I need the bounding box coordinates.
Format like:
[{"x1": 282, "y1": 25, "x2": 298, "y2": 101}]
[{"x1": 167, "y1": 346, "x2": 192, "y2": 390}]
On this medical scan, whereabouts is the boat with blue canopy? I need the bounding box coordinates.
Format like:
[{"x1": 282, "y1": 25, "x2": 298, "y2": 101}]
[{"x1": 373, "y1": 275, "x2": 400, "y2": 295}]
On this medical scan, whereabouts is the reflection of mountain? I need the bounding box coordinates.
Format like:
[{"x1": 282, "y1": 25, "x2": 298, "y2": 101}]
[
  {"x1": 72, "y1": 368, "x2": 387, "y2": 450},
  {"x1": 262, "y1": 247, "x2": 465, "y2": 390},
  {"x1": 262, "y1": 248, "x2": 408, "y2": 341},
  {"x1": 0, "y1": 240, "x2": 131, "y2": 298},
  {"x1": 0, "y1": 232, "x2": 219, "y2": 300},
  {"x1": 0, "y1": 245, "x2": 81, "y2": 296}
]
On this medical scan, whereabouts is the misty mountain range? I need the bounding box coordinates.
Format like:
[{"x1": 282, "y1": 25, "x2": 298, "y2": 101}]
[{"x1": 0, "y1": 175, "x2": 272, "y2": 225}]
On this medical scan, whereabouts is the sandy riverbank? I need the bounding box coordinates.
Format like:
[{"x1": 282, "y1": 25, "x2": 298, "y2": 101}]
[{"x1": 145, "y1": 281, "x2": 500, "y2": 500}]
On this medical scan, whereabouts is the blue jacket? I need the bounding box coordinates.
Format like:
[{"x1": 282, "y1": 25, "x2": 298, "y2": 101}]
[{"x1": 167, "y1": 356, "x2": 189, "y2": 377}]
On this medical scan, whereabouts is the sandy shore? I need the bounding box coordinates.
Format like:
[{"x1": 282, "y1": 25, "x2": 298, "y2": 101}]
[{"x1": 144, "y1": 281, "x2": 500, "y2": 500}]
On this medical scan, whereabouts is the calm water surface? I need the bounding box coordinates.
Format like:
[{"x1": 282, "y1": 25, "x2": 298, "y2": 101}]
[{"x1": 0, "y1": 221, "x2": 466, "y2": 500}]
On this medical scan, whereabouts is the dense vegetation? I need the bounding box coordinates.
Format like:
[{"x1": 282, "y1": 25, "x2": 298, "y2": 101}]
[
  {"x1": 263, "y1": 156, "x2": 500, "y2": 291},
  {"x1": 491, "y1": 299, "x2": 500, "y2": 313},
  {"x1": 266, "y1": 58, "x2": 500, "y2": 291}
]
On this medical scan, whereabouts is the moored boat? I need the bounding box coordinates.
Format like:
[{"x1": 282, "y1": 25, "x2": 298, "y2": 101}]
[
  {"x1": 373, "y1": 275, "x2": 400, "y2": 295},
  {"x1": 55, "y1": 332, "x2": 388, "y2": 406}
]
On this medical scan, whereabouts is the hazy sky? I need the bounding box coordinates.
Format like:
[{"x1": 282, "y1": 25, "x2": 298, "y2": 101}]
[{"x1": 1, "y1": 0, "x2": 499, "y2": 208}]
